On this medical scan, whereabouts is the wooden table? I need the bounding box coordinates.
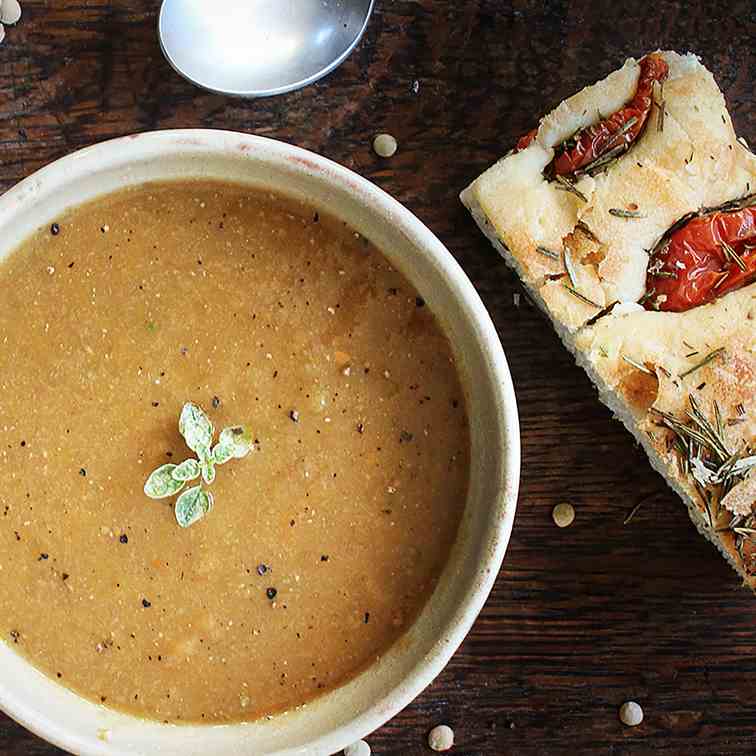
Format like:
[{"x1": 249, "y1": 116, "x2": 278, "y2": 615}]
[{"x1": 1, "y1": 1, "x2": 754, "y2": 754}]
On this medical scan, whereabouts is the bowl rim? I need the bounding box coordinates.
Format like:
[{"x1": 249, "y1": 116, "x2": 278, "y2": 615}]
[{"x1": 0, "y1": 129, "x2": 520, "y2": 755}]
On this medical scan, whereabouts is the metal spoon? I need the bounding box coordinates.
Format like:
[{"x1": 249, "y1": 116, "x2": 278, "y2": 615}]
[{"x1": 158, "y1": 0, "x2": 375, "y2": 98}]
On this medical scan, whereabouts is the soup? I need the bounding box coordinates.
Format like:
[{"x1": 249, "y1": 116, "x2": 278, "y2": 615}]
[{"x1": 0, "y1": 181, "x2": 470, "y2": 723}]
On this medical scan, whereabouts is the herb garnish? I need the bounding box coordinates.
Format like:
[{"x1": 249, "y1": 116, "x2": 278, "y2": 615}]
[
  {"x1": 720, "y1": 241, "x2": 747, "y2": 272},
  {"x1": 622, "y1": 355, "x2": 655, "y2": 376},
  {"x1": 679, "y1": 347, "x2": 726, "y2": 379},
  {"x1": 652, "y1": 396, "x2": 756, "y2": 570},
  {"x1": 553, "y1": 174, "x2": 588, "y2": 202},
  {"x1": 536, "y1": 245, "x2": 560, "y2": 260},
  {"x1": 609, "y1": 208, "x2": 647, "y2": 219},
  {"x1": 562, "y1": 283, "x2": 600, "y2": 308},
  {"x1": 144, "y1": 403, "x2": 253, "y2": 528}
]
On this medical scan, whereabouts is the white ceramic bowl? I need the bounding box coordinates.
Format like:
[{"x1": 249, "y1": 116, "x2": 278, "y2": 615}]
[{"x1": 0, "y1": 130, "x2": 520, "y2": 755}]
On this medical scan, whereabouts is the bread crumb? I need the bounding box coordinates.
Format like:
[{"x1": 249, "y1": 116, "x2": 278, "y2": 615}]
[{"x1": 428, "y1": 724, "x2": 454, "y2": 751}]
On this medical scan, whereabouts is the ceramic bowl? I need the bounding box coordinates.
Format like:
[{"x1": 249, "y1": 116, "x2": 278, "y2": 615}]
[{"x1": 0, "y1": 130, "x2": 520, "y2": 755}]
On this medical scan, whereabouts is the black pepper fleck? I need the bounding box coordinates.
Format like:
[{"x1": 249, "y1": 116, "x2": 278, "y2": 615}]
[
  {"x1": 20, "y1": 440, "x2": 26, "y2": 447},
  {"x1": 151, "y1": 401, "x2": 160, "y2": 408},
  {"x1": 320, "y1": 555, "x2": 329, "y2": 562},
  {"x1": 50, "y1": 223, "x2": 60, "y2": 236},
  {"x1": 289, "y1": 409, "x2": 300, "y2": 423},
  {"x1": 9, "y1": 630, "x2": 20, "y2": 643},
  {"x1": 79, "y1": 468, "x2": 87, "y2": 477},
  {"x1": 142, "y1": 599, "x2": 152, "y2": 608},
  {"x1": 364, "y1": 612, "x2": 370, "y2": 624},
  {"x1": 415, "y1": 296, "x2": 425, "y2": 307},
  {"x1": 38, "y1": 553, "x2": 49, "y2": 561},
  {"x1": 266, "y1": 587, "x2": 277, "y2": 600},
  {"x1": 62, "y1": 573, "x2": 69, "y2": 581}
]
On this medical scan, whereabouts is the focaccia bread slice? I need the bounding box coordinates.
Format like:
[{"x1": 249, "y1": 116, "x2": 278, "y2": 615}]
[
  {"x1": 461, "y1": 51, "x2": 756, "y2": 339},
  {"x1": 575, "y1": 286, "x2": 756, "y2": 587},
  {"x1": 462, "y1": 50, "x2": 756, "y2": 587}
]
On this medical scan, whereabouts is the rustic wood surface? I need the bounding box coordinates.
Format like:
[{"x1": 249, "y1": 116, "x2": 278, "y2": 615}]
[{"x1": 1, "y1": 1, "x2": 754, "y2": 754}]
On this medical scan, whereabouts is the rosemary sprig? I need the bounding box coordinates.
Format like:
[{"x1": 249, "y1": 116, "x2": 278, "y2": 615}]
[
  {"x1": 654, "y1": 395, "x2": 755, "y2": 571},
  {"x1": 679, "y1": 347, "x2": 726, "y2": 380},
  {"x1": 622, "y1": 355, "x2": 655, "y2": 376},
  {"x1": 563, "y1": 245, "x2": 579, "y2": 288},
  {"x1": 579, "y1": 144, "x2": 628, "y2": 177},
  {"x1": 609, "y1": 208, "x2": 647, "y2": 219},
  {"x1": 720, "y1": 241, "x2": 747, "y2": 272},
  {"x1": 617, "y1": 115, "x2": 639, "y2": 137},
  {"x1": 536, "y1": 245, "x2": 560, "y2": 260},
  {"x1": 562, "y1": 283, "x2": 600, "y2": 308},
  {"x1": 554, "y1": 174, "x2": 588, "y2": 202}
]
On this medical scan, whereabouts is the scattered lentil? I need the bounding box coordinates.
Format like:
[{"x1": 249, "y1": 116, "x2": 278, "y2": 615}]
[
  {"x1": 552, "y1": 502, "x2": 575, "y2": 528},
  {"x1": 50, "y1": 223, "x2": 60, "y2": 236},
  {"x1": 266, "y1": 587, "x2": 277, "y2": 600},
  {"x1": 256, "y1": 564, "x2": 268, "y2": 576},
  {"x1": 619, "y1": 701, "x2": 643, "y2": 727},
  {"x1": 372, "y1": 133, "x2": 398, "y2": 158},
  {"x1": 289, "y1": 410, "x2": 300, "y2": 423},
  {"x1": 428, "y1": 724, "x2": 455, "y2": 752},
  {"x1": 119, "y1": 534, "x2": 128, "y2": 544}
]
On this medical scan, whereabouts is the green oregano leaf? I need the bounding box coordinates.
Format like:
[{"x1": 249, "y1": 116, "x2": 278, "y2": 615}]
[
  {"x1": 212, "y1": 442, "x2": 234, "y2": 465},
  {"x1": 144, "y1": 464, "x2": 185, "y2": 499},
  {"x1": 201, "y1": 455, "x2": 216, "y2": 485},
  {"x1": 172, "y1": 458, "x2": 201, "y2": 482},
  {"x1": 146, "y1": 405, "x2": 252, "y2": 528},
  {"x1": 178, "y1": 403, "x2": 214, "y2": 456},
  {"x1": 175, "y1": 485, "x2": 214, "y2": 528},
  {"x1": 219, "y1": 425, "x2": 254, "y2": 459}
]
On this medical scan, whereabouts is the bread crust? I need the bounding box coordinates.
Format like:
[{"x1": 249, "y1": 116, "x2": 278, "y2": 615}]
[{"x1": 575, "y1": 286, "x2": 756, "y2": 587}]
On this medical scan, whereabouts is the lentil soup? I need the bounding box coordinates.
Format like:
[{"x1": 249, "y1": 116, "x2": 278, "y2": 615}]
[{"x1": 0, "y1": 181, "x2": 470, "y2": 724}]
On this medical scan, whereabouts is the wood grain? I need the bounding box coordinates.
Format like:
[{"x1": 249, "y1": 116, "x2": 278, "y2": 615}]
[{"x1": 0, "y1": 1, "x2": 754, "y2": 754}]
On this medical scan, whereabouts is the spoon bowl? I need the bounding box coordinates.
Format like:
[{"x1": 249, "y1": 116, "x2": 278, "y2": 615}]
[{"x1": 158, "y1": 0, "x2": 375, "y2": 98}]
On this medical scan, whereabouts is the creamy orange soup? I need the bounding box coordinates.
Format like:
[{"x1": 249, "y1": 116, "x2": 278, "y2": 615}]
[{"x1": 0, "y1": 181, "x2": 469, "y2": 723}]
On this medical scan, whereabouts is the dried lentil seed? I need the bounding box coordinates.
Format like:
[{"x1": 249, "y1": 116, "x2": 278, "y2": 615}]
[
  {"x1": 619, "y1": 701, "x2": 643, "y2": 726},
  {"x1": 372, "y1": 133, "x2": 398, "y2": 158},
  {"x1": 552, "y1": 502, "x2": 575, "y2": 528},
  {"x1": 428, "y1": 724, "x2": 454, "y2": 751}
]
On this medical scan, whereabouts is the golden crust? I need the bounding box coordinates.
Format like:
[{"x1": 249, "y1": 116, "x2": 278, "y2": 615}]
[{"x1": 464, "y1": 50, "x2": 756, "y2": 332}]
